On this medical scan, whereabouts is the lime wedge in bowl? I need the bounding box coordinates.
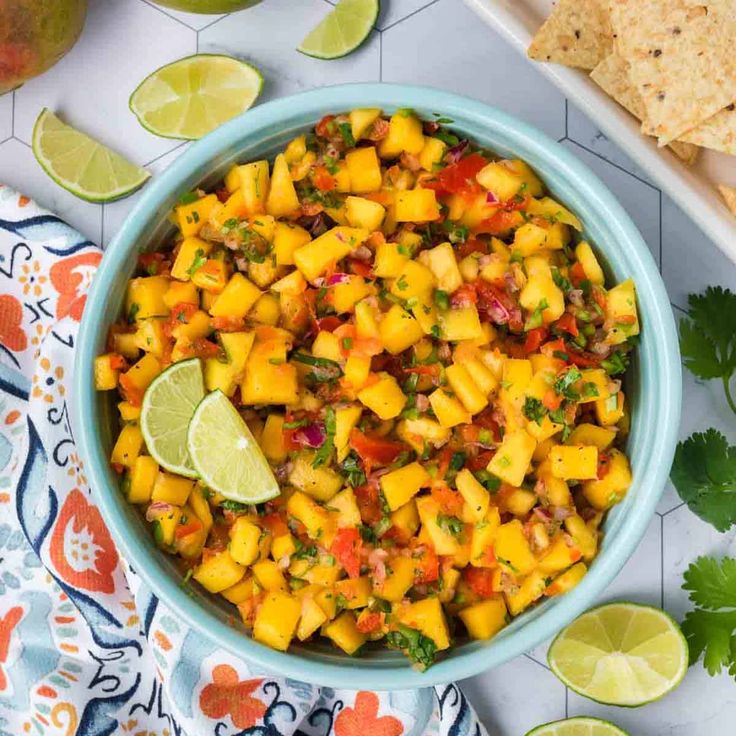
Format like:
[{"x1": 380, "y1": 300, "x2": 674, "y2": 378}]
[
  {"x1": 298, "y1": 0, "x2": 379, "y2": 59},
  {"x1": 526, "y1": 717, "x2": 629, "y2": 736},
  {"x1": 547, "y1": 602, "x2": 688, "y2": 707},
  {"x1": 141, "y1": 358, "x2": 205, "y2": 478},
  {"x1": 32, "y1": 108, "x2": 150, "y2": 202},
  {"x1": 187, "y1": 390, "x2": 280, "y2": 504},
  {"x1": 129, "y1": 54, "x2": 263, "y2": 140}
]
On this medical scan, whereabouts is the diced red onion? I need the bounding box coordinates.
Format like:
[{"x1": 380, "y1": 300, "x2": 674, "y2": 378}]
[
  {"x1": 533, "y1": 507, "x2": 553, "y2": 523},
  {"x1": 486, "y1": 294, "x2": 511, "y2": 324},
  {"x1": 352, "y1": 245, "x2": 372, "y2": 261},
  {"x1": 486, "y1": 190, "x2": 499, "y2": 204},
  {"x1": 591, "y1": 341, "x2": 613, "y2": 357},
  {"x1": 327, "y1": 272, "x2": 351, "y2": 285},
  {"x1": 555, "y1": 507, "x2": 573, "y2": 521},
  {"x1": 568, "y1": 289, "x2": 584, "y2": 306},
  {"x1": 446, "y1": 139, "x2": 469, "y2": 163},
  {"x1": 423, "y1": 121, "x2": 440, "y2": 134},
  {"x1": 415, "y1": 394, "x2": 430, "y2": 412},
  {"x1": 368, "y1": 548, "x2": 388, "y2": 586},
  {"x1": 504, "y1": 271, "x2": 520, "y2": 293},
  {"x1": 146, "y1": 502, "x2": 174, "y2": 522},
  {"x1": 294, "y1": 423, "x2": 326, "y2": 448},
  {"x1": 335, "y1": 231, "x2": 347, "y2": 243},
  {"x1": 277, "y1": 555, "x2": 291, "y2": 570}
]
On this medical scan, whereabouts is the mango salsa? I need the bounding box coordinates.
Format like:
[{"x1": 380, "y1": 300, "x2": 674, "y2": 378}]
[{"x1": 97, "y1": 108, "x2": 638, "y2": 670}]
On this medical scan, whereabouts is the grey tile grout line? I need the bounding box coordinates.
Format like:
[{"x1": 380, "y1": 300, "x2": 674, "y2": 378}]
[
  {"x1": 137, "y1": 0, "x2": 199, "y2": 31},
  {"x1": 660, "y1": 514, "x2": 665, "y2": 609},
  {"x1": 564, "y1": 686, "x2": 569, "y2": 718},
  {"x1": 143, "y1": 141, "x2": 187, "y2": 168},
  {"x1": 564, "y1": 137, "x2": 660, "y2": 194},
  {"x1": 380, "y1": 0, "x2": 443, "y2": 32},
  {"x1": 670, "y1": 302, "x2": 687, "y2": 315},
  {"x1": 11, "y1": 89, "x2": 15, "y2": 137},
  {"x1": 523, "y1": 652, "x2": 550, "y2": 671},
  {"x1": 564, "y1": 99, "x2": 568, "y2": 138},
  {"x1": 660, "y1": 501, "x2": 687, "y2": 517},
  {"x1": 196, "y1": 13, "x2": 231, "y2": 33}
]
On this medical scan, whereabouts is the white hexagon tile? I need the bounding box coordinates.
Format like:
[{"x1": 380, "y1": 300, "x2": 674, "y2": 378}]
[{"x1": 1, "y1": 0, "x2": 735, "y2": 732}]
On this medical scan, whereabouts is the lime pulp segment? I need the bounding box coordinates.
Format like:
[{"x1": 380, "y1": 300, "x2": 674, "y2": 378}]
[
  {"x1": 141, "y1": 358, "x2": 205, "y2": 478},
  {"x1": 525, "y1": 717, "x2": 629, "y2": 736},
  {"x1": 32, "y1": 108, "x2": 150, "y2": 203},
  {"x1": 187, "y1": 390, "x2": 280, "y2": 504},
  {"x1": 298, "y1": 0, "x2": 379, "y2": 59},
  {"x1": 547, "y1": 602, "x2": 689, "y2": 707},
  {"x1": 129, "y1": 54, "x2": 263, "y2": 140}
]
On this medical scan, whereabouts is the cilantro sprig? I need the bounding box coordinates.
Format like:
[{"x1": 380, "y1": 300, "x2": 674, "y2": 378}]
[
  {"x1": 681, "y1": 556, "x2": 736, "y2": 678},
  {"x1": 679, "y1": 287, "x2": 736, "y2": 413},
  {"x1": 671, "y1": 287, "x2": 736, "y2": 532},
  {"x1": 670, "y1": 430, "x2": 736, "y2": 532}
]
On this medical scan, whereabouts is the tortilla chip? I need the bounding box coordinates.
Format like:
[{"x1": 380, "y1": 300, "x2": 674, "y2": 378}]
[
  {"x1": 679, "y1": 104, "x2": 736, "y2": 155},
  {"x1": 528, "y1": 0, "x2": 612, "y2": 70},
  {"x1": 718, "y1": 185, "x2": 736, "y2": 216},
  {"x1": 590, "y1": 53, "x2": 700, "y2": 165},
  {"x1": 609, "y1": 0, "x2": 736, "y2": 145}
]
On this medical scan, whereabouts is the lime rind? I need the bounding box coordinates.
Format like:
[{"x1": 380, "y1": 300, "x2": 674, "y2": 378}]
[
  {"x1": 297, "y1": 0, "x2": 379, "y2": 60},
  {"x1": 547, "y1": 602, "x2": 689, "y2": 708},
  {"x1": 32, "y1": 108, "x2": 150, "y2": 203},
  {"x1": 187, "y1": 390, "x2": 280, "y2": 504},
  {"x1": 525, "y1": 716, "x2": 629, "y2": 736},
  {"x1": 129, "y1": 53, "x2": 264, "y2": 140},
  {"x1": 141, "y1": 358, "x2": 205, "y2": 478}
]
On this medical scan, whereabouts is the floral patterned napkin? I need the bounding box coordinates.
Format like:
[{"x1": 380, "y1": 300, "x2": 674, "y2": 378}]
[{"x1": 0, "y1": 185, "x2": 488, "y2": 736}]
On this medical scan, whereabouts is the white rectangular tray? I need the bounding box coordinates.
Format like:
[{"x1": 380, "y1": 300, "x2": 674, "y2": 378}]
[{"x1": 463, "y1": 0, "x2": 736, "y2": 264}]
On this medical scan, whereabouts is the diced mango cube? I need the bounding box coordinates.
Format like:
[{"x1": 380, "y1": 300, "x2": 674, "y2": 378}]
[
  {"x1": 381, "y1": 461, "x2": 430, "y2": 511},
  {"x1": 549, "y1": 445, "x2": 598, "y2": 480},
  {"x1": 395, "y1": 189, "x2": 440, "y2": 222},
  {"x1": 254, "y1": 591, "x2": 301, "y2": 651},
  {"x1": 357, "y1": 373, "x2": 407, "y2": 419},
  {"x1": 459, "y1": 598, "x2": 507, "y2": 640}
]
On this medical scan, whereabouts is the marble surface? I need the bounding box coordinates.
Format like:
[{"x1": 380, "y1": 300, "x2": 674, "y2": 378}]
[{"x1": 2, "y1": 0, "x2": 736, "y2": 732}]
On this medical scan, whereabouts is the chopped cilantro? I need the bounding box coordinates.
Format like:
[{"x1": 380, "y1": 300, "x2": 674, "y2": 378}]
[
  {"x1": 312, "y1": 407, "x2": 336, "y2": 468},
  {"x1": 522, "y1": 396, "x2": 547, "y2": 425},
  {"x1": 386, "y1": 624, "x2": 437, "y2": 670},
  {"x1": 434, "y1": 289, "x2": 450, "y2": 310}
]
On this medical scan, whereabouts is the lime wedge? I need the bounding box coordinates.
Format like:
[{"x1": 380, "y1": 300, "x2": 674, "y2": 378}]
[
  {"x1": 547, "y1": 602, "x2": 688, "y2": 707},
  {"x1": 187, "y1": 390, "x2": 280, "y2": 504},
  {"x1": 129, "y1": 54, "x2": 263, "y2": 140},
  {"x1": 141, "y1": 358, "x2": 205, "y2": 478},
  {"x1": 32, "y1": 109, "x2": 150, "y2": 203},
  {"x1": 525, "y1": 717, "x2": 629, "y2": 736},
  {"x1": 297, "y1": 0, "x2": 379, "y2": 59}
]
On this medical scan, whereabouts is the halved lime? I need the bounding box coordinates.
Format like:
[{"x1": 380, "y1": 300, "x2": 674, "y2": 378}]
[
  {"x1": 141, "y1": 358, "x2": 205, "y2": 478},
  {"x1": 298, "y1": 0, "x2": 379, "y2": 60},
  {"x1": 548, "y1": 602, "x2": 689, "y2": 707},
  {"x1": 187, "y1": 390, "x2": 280, "y2": 503},
  {"x1": 32, "y1": 109, "x2": 150, "y2": 203},
  {"x1": 525, "y1": 717, "x2": 629, "y2": 736},
  {"x1": 129, "y1": 54, "x2": 263, "y2": 140}
]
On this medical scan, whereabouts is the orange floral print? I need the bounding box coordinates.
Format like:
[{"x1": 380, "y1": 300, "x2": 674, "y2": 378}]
[
  {"x1": 335, "y1": 692, "x2": 403, "y2": 736},
  {"x1": 0, "y1": 294, "x2": 27, "y2": 352},
  {"x1": 199, "y1": 664, "x2": 266, "y2": 729},
  {"x1": 49, "y1": 251, "x2": 102, "y2": 321}
]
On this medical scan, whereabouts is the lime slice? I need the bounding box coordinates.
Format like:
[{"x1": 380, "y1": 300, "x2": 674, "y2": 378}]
[
  {"x1": 32, "y1": 109, "x2": 150, "y2": 203},
  {"x1": 187, "y1": 390, "x2": 280, "y2": 504},
  {"x1": 548, "y1": 602, "x2": 688, "y2": 707},
  {"x1": 129, "y1": 54, "x2": 263, "y2": 140},
  {"x1": 297, "y1": 0, "x2": 379, "y2": 59},
  {"x1": 525, "y1": 717, "x2": 629, "y2": 736},
  {"x1": 141, "y1": 358, "x2": 205, "y2": 478}
]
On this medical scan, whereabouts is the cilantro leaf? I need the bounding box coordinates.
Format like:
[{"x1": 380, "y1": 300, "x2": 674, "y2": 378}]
[
  {"x1": 386, "y1": 624, "x2": 438, "y2": 670},
  {"x1": 670, "y1": 429, "x2": 736, "y2": 532},
  {"x1": 681, "y1": 556, "x2": 736, "y2": 677},
  {"x1": 312, "y1": 407, "x2": 336, "y2": 469},
  {"x1": 679, "y1": 287, "x2": 736, "y2": 412}
]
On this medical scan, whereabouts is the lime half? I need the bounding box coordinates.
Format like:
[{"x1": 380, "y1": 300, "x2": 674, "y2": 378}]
[
  {"x1": 187, "y1": 390, "x2": 280, "y2": 504},
  {"x1": 129, "y1": 54, "x2": 263, "y2": 140},
  {"x1": 526, "y1": 717, "x2": 629, "y2": 736},
  {"x1": 298, "y1": 0, "x2": 379, "y2": 59},
  {"x1": 32, "y1": 109, "x2": 150, "y2": 203},
  {"x1": 141, "y1": 358, "x2": 205, "y2": 478},
  {"x1": 548, "y1": 602, "x2": 688, "y2": 707}
]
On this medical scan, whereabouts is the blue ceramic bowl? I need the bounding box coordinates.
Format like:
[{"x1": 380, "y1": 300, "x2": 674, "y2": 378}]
[{"x1": 74, "y1": 83, "x2": 681, "y2": 689}]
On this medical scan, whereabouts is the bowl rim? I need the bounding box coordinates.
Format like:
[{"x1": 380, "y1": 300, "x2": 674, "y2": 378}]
[{"x1": 74, "y1": 82, "x2": 681, "y2": 689}]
